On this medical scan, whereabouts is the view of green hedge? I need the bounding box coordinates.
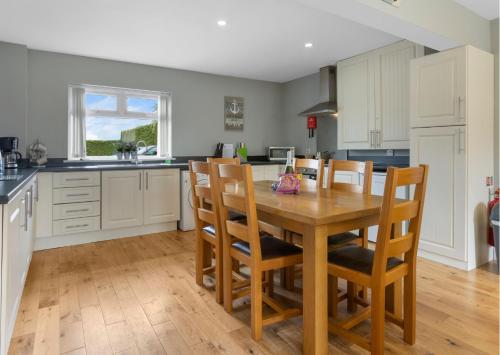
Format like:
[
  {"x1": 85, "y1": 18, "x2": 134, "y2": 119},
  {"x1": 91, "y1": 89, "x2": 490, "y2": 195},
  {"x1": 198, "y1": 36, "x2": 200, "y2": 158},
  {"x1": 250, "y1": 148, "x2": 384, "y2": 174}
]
[
  {"x1": 121, "y1": 122, "x2": 158, "y2": 145},
  {"x1": 86, "y1": 140, "x2": 119, "y2": 156},
  {"x1": 85, "y1": 122, "x2": 158, "y2": 156}
]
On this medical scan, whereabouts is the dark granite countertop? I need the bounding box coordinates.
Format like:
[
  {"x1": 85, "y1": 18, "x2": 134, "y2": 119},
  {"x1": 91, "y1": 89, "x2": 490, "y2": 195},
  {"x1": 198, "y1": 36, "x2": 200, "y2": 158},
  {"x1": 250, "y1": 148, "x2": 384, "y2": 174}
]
[
  {"x1": 0, "y1": 159, "x2": 284, "y2": 204},
  {"x1": 0, "y1": 168, "x2": 39, "y2": 204}
]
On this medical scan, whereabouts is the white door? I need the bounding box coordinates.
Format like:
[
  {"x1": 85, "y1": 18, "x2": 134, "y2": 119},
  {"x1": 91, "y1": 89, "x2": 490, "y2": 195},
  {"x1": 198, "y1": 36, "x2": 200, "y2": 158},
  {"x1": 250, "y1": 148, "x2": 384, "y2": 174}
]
[
  {"x1": 144, "y1": 169, "x2": 180, "y2": 225},
  {"x1": 102, "y1": 170, "x2": 144, "y2": 230},
  {"x1": 337, "y1": 53, "x2": 375, "y2": 149},
  {"x1": 410, "y1": 47, "x2": 466, "y2": 127},
  {"x1": 410, "y1": 126, "x2": 466, "y2": 261},
  {"x1": 377, "y1": 42, "x2": 418, "y2": 148}
]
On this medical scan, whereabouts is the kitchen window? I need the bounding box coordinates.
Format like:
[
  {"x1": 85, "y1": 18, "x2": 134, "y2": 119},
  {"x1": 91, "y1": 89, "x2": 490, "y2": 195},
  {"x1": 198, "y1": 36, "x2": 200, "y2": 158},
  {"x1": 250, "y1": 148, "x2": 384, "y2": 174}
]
[{"x1": 68, "y1": 85, "x2": 172, "y2": 160}]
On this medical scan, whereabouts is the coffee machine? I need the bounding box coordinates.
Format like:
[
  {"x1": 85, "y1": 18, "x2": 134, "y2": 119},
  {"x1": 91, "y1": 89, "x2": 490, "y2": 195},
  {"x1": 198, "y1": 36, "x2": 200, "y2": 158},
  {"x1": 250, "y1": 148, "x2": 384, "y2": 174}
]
[{"x1": 0, "y1": 137, "x2": 22, "y2": 169}]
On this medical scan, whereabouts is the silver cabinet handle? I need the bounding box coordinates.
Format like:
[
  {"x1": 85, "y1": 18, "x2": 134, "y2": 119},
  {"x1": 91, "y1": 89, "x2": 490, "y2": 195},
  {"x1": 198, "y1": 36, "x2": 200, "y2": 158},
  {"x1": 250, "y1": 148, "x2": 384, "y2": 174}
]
[
  {"x1": 66, "y1": 208, "x2": 89, "y2": 213},
  {"x1": 146, "y1": 172, "x2": 149, "y2": 190},
  {"x1": 139, "y1": 172, "x2": 142, "y2": 190},
  {"x1": 458, "y1": 96, "x2": 465, "y2": 119},
  {"x1": 369, "y1": 130, "x2": 373, "y2": 148},
  {"x1": 377, "y1": 130, "x2": 381, "y2": 148},
  {"x1": 28, "y1": 188, "x2": 33, "y2": 218},
  {"x1": 66, "y1": 177, "x2": 90, "y2": 181},
  {"x1": 458, "y1": 128, "x2": 465, "y2": 153},
  {"x1": 23, "y1": 196, "x2": 28, "y2": 231},
  {"x1": 67, "y1": 193, "x2": 89, "y2": 197},
  {"x1": 67, "y1": 224, "x2": 89, "y2": 229}
]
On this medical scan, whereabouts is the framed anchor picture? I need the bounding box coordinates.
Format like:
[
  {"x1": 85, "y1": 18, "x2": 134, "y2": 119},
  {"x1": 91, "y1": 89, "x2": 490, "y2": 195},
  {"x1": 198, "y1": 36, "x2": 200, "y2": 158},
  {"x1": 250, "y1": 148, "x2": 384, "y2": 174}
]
[{"x1": 224, "y1": 96, "x2": 244, "y2": 130}]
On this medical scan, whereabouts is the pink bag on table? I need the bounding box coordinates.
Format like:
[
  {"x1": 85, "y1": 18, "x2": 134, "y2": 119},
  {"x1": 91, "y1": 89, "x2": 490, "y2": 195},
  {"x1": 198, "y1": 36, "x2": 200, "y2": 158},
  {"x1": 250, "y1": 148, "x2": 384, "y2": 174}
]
[{"x1": 275, "y1": 174, "x2": 301, "y2": 194}]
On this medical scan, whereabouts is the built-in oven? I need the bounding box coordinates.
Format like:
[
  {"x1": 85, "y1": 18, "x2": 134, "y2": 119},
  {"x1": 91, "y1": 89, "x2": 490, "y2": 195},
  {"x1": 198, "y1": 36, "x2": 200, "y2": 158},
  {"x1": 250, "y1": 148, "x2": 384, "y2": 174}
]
[{"x1": 267, "y1": 147, "x2": 295, "y2": 161}]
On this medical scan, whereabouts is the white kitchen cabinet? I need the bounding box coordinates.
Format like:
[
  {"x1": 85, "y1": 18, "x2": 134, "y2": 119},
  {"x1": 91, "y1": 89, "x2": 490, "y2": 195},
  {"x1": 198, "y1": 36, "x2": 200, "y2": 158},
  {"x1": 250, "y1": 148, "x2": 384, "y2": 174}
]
[
  {"x1": 102, "y1": 170, "x2": 144, "y2": 230},
  {"x1": 251, "y1": 165, "x2": 267, "y2": 181},
  {"x1": 337, "y1": 52, "x2": 374, "y2": 149},
  {"x1": 411, "y1": 127, "x2": 466, "y2": 260},
  {"x1": 102, "y1": 169, "x2": 181, "y2": 230},
  {"x1": 35, "y1": 173, "x2": 52, "y2": 238},
  {"x1": 410, "y1": 45, "x2": 493, "y2": 270},
  {"x1": 338, "y1": 40, "x2": 423, "y2": 150},
  {"x1": 410, "y1": 47, "x2": 466, "y2": 128},
  {"x1": 1, "y1": 177, "x2": 36, "y2": 355},
  {"x1": 144, "y1": 169, "x2": 180, "y2": 225},
  {"x1": 376, "y1": 41, "x2": 423, "y2": 148}
]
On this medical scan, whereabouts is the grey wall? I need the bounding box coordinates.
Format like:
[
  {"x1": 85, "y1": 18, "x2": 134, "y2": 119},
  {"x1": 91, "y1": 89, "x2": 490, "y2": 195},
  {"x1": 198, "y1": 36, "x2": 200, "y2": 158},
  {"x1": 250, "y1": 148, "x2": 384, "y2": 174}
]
[
  {"x1": 0, "y1": 42, "x2": 28, "y2": 151},
  {"x1": 492, "y1": 19, "x2": 499, "y2": 185},
  {"x1": 281, "y1": 73, "x2": 319, "y2": 155},
  {"x1": 0, "y1": 46, "x2": 287, "y2": 158}
]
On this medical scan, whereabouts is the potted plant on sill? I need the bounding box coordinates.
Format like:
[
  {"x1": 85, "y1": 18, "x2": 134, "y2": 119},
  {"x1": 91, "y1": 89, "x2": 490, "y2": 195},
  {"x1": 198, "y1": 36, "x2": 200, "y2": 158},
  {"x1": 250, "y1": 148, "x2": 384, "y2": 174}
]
[
  {"x1": 115, "y1": 142, "x2": 126, "y2": 160},
  {"x1": 127, "y1": 142, "x2": 137, "y2": 160}
]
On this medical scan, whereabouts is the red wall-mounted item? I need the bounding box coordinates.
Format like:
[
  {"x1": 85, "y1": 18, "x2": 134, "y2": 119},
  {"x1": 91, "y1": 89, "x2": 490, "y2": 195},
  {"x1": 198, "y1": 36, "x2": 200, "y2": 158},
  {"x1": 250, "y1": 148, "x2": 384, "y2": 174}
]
[{"x1": 307, "y1": 116, "x2": 317, "y2": 138}]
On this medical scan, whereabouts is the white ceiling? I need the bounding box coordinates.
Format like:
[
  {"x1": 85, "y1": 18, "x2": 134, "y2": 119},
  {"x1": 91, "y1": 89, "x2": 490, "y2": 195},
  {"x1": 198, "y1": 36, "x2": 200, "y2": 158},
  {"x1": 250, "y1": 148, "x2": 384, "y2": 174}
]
[
  {"x1": 454, "y1": 0, "x2": 499, "y2": 20},
  {"x1": 0, "y1": 0, "x2": 400, "y2": 83}
]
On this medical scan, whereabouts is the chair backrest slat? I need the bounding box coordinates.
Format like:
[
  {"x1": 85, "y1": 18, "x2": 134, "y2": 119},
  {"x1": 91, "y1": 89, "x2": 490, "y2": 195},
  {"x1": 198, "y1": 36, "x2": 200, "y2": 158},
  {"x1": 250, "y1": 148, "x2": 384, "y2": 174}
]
[
  {"x1": 194, "y1": 185, "x2": 212, "y2": 201},
  {"x1": 387, "y1": 233, "x2": 414, "y2": 258},
  {"x1": 226, "y1": 220, "x2": 250, "y2": 242},
  {"x1": 197, "y1": 208, "x2": 215, "y2": 225},
  {"x1": 391, "y1": 200, "x2": 420, "y2": 224},
  {"x1": 221, "y1": 192, "x2": 246, "y2": 214},
  {"x1": 294, "y1": 158, "x2": 325, "y2": 188},
  {"x1": 327, "y1": 160, "x2": 373, "y2": 195},
  {"x1": 207, "y1": 157, "x2": 241, "y2": 165},
  {"x1": 372, "y1": 165, "x2": 429, "y2": 280}
]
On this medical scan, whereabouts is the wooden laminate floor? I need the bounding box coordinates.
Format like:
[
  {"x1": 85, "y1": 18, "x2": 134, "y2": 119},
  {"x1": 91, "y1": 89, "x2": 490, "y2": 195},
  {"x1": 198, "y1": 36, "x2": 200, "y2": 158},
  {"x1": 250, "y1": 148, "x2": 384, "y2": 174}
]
[{"x1": 8, "y1": 231, "x2": 500, "y2": 355}]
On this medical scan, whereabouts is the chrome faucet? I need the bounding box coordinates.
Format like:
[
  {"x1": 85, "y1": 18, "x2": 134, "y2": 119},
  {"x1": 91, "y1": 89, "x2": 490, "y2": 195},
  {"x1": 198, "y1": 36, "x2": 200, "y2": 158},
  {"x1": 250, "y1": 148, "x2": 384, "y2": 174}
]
[{"x1": 134, "y1": 141, "x2": 147, "y2": 165}]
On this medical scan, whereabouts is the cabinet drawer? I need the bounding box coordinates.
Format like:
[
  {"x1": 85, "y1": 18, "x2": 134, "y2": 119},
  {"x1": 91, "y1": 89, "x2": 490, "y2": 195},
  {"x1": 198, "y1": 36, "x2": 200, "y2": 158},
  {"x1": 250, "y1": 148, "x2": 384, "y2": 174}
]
[
  {"x1": 53, "y1": 216, "x2": 100, "y2": 236},
  {"x1": 53, "y1": 186, "x2": 100, "y2": 204},
  {"x1": 53, "y1": 201, "x2": 100, "y2": 220},
  {"x1": 53, "y1": 172, "x2": 100, "y2": 188}
]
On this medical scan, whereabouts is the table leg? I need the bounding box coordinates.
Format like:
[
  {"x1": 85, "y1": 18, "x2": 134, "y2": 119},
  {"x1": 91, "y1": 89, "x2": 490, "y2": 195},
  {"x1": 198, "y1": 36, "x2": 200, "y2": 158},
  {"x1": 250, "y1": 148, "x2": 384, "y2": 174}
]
[{"x1": 302, "y1": 225, "x2": 328, "y2": 355}]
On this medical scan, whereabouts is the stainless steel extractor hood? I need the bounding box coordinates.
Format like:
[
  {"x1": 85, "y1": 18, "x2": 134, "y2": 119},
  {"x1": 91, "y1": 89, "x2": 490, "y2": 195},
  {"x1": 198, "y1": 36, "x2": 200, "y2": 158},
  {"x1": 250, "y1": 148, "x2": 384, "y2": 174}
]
[{"x1": 299, "y1": 66, "x2": 337, "y2": 116}]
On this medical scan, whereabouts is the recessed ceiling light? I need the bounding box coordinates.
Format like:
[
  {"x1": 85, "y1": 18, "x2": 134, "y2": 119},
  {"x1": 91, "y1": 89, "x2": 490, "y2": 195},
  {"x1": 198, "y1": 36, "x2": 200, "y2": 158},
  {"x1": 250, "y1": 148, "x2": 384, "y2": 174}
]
[
  {"x1": 217, "y1": 20, "x2": 227, "y2": 27},
  {"x1": 304, "y1": 42, "x2": 313, "y2": 48}
]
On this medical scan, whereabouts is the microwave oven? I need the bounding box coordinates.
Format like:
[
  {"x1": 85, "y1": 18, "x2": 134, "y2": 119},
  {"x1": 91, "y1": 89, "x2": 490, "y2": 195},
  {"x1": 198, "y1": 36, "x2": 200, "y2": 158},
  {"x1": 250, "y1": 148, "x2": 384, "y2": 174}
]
[{"x1": 267, "y1": 147, "x2": 295, "y2": 161}]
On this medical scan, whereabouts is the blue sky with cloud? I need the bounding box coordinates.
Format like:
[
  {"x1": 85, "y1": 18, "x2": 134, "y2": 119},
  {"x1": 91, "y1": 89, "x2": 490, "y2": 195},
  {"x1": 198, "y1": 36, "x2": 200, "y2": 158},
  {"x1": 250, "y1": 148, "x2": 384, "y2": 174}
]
[{"x1": 85, "y1": 94, "x2": 157, "y2": 141}]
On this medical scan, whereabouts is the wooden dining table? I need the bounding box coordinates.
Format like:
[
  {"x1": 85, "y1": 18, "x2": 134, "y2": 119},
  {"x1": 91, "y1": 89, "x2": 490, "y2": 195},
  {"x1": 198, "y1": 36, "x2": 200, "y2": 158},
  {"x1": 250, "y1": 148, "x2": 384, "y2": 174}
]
[{"x1": 251, "y1": 179, "x2": 401, "y2": 354}]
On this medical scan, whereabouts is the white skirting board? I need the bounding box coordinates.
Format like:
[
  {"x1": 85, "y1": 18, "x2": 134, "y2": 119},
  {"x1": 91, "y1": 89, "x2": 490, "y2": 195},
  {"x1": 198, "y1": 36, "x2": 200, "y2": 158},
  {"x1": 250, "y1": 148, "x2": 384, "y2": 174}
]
[
  {"x1": 417, "y1": 247, "x2": 495, "y2": 271},
  {"x1": 34, "y1": 222, "x2": 177, "y2": 250}
]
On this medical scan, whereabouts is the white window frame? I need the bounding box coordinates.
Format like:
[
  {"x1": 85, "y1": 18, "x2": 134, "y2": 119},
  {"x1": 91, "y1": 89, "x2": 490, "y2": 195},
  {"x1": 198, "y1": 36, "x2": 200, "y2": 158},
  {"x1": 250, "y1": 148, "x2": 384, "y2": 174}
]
[{"x1": 68, "y1": 84, "x2": 172, "y2": 161}]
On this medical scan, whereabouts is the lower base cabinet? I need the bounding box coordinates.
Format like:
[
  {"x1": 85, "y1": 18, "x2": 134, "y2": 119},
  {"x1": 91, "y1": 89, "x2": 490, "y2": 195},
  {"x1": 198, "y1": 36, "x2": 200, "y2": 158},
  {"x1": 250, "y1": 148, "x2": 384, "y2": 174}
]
[
  {"x1": 1, "y1": 177, "x2": 36, "y2": 355},
  {"x1": 102, "y1": 169, "x2": 180, "y2": 230}
]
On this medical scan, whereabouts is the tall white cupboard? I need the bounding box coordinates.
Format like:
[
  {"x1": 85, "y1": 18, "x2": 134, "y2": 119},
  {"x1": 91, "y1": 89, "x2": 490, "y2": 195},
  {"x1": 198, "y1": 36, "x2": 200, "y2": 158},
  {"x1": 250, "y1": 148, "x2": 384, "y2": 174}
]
[{"x1": 410, "y1": 46, "x2": 494, "y2": 270}]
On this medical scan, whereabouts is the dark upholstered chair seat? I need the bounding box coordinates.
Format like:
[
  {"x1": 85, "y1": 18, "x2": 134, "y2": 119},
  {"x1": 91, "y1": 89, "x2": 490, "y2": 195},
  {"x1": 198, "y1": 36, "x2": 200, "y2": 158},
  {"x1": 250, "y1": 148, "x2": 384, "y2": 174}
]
[
  {"x1": 328, "y1": 245, "x2": 403, "y2": 275},
  {"x1": 327, "y1": 232, "x2": 359, "y2": 246},
  {"x1": 228, "y1": 210, "x2": 246, "y2": 221},
  {"x1": 232, "y1": 235, "x2": 302, "y2": 260}
]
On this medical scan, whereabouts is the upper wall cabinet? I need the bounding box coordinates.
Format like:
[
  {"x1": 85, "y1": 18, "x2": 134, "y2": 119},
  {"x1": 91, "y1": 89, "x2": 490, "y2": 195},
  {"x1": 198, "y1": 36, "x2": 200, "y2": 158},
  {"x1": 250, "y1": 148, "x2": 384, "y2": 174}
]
[
  {"x1": 410, "y1": 46, "x2": 466, "y2": 127},
  {"x1": 337, "y1": 53, "x2": 374, "y2": 149},
  {"x1": 337, "y1": 40, "x2": 424, "y2": 150}
]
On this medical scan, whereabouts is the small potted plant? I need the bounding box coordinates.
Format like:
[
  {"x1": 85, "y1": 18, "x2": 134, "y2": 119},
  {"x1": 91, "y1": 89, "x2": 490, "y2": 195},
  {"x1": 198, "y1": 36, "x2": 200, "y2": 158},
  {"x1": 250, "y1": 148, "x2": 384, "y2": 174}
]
[
  {"x1": 128, "y1": 142, "x2": 138, "y2": 160},
  {"x1": 115, "y1": 142, "x2": 126, "y2": 160}
]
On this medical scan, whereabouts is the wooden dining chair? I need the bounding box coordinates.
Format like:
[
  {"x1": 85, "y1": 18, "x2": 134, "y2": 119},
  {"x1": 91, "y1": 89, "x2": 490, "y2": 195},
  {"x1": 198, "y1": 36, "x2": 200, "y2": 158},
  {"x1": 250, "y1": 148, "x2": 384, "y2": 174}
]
[
  {"x1": 294, "y1": 158, "x2": 325, "y2": 188},
  {"x1": 326, "y1": 159, "x2": 373, "y2": 250},
  {"x1": 189, "y1": 160, "x2": 225, "y2": 304},
  {"x1": 189, "y1": 158, "x2": 244, "y2": 305},
  {"x1": 327, "y1": 165, "x2": 428, "y2": 354},
  {"x1": 213, "y1": 163, "x2": 303, "y2": 341}
]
